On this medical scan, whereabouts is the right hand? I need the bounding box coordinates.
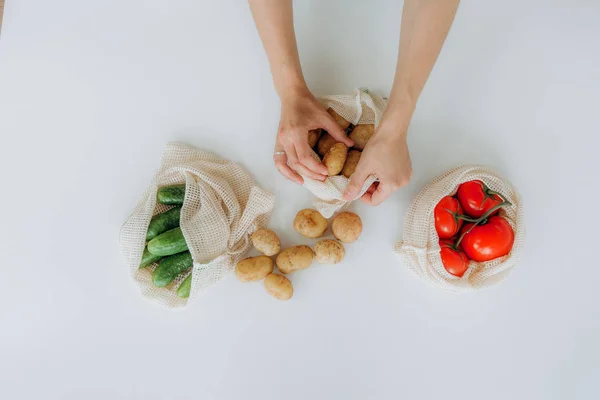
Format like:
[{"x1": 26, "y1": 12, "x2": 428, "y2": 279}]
[{"x1": 273, "y1": 87, "x2": 354, "y2": 184}]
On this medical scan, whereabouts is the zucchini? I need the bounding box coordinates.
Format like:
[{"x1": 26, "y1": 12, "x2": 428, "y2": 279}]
[
  {"x1": 177, "y1": 274, "x2": 192, "y2": 298},
  {"x1": 146, "y1": 206, "x2": 181, "y2": 241},
  {"x1": 157, "y1": 184, "x2": 186, "y2": 205},
  {"x1": 139, "y1": 246, "x2": 163, "y2": 268},
  {"x1": 147, "y1": 227, "x2": 188, "y2": 256},
  {"x1": 153, "y1": 252, "x2": 193, "y2": 287}
]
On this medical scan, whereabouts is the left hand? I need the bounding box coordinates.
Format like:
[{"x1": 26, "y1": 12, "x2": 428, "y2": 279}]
[{"x1": 343, "y1": 125, "x2": 412, "y2": 206}]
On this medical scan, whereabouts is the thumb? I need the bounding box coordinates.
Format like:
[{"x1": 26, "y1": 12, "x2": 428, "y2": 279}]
[
  {"x1": 321, "y1": 114, "x2": 354, "y2": 147},
  {"x1": 343, "y1": 164, "x2": 370, "y2": 201}
]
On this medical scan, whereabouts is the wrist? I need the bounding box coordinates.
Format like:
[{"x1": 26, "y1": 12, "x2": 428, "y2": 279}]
[
  {"x1": 273, "y1": 68, "x2": 308, "y2": 100},
  {"x1": 378, "y1": 103, "x2": 413, "y2": 139}
]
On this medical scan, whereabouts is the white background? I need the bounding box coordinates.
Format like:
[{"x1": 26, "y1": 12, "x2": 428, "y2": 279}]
[{"x1": 0, "y1": 1, "x2": 598, "y2": 399}]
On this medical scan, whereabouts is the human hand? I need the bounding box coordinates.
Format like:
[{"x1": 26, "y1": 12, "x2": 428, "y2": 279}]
[
  {"x1": 343, "y1": 124, "x2": 412, "y2": 206},
  {"x1": 273, "y1": 87, "x2": 354, "y2": 184}
]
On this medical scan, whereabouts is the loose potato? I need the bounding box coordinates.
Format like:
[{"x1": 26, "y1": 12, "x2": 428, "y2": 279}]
[
  {"x1": 323, "y1": 142, "x2": 349, "y2": 176},
  {"x1": 251, "y1": 228, "x2": 281, "y2": 256},
  {"x1": 294, "y1": 209, "x2": 328, "y2": 238},
  {"x1": 317, "y1": 133, "x2": 337, "y2": 156},
  {"x1": 276, "y1": 245, "x2": 314, "y2": 274},
  {"x1": 308, "y1": 129, "x2": 322, "y2": 148},
  {"x1": 332, "y1": 212, "x2": 363, "y2": 243},
  {"x1": 314, "y1": 240, "x2": 345, "y2": 264},
  {"x1": 327, "y1": 108, "x2": 351, "y2": 130},
  {"x1": 341, "y1": 150, "x2": 361, "y2": 178},
  {"x1": 349, "y1": 124, "x2": 374, "y2": 150},
  {"x1": 264, "y1": 273, "x2": 293, "y2": 300},
  {"x1": 235, "y1": 256, "x2": 274, "y2": 282}
]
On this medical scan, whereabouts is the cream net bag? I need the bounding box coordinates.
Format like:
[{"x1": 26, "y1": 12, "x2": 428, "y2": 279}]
[
  {"x1": 301, "y1": 89, "x2": 386, "y2": 218},
  {"x1": 394, "y1": 165, "x2": 524, "y2": 292},
  {"x1": 120, "y1": 142, "x2": 275, "y2": 308}
]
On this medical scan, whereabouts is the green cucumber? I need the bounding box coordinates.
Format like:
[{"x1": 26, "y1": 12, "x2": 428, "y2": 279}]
[
  {"x1": 139, "y1": 246, "x2": 163, "y2": 268},
  {"x1": 153, "y1": 252, "x2": 193, "y2": 287},
  {"x1": 157, "y1": 184, "x2": 186, "y2": 205},
  {"x1": 177, "y1": 274, "x2": 192, "y2": 298},
  {"x1": 147, "y1": 227, "x2": 188, "y2": 256},
  {"x1": 146, "y1": 206, "x2": 181, "y2": 241}
]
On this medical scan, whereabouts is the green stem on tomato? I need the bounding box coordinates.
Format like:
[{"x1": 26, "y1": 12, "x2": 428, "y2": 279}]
[
  {"x1": 453, "y1": 201, "x2": 512, "y2": 250},
  {"x1": 457, "y1": 215, "x2": 480, "y2": 223},
  {"x1": 482, "y1": 183, "x2": 510, "y2": 205}
]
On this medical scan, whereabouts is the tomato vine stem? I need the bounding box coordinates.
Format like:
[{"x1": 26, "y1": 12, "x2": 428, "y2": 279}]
[{"x1": 453, "y1": 201, "x2": 512, "y2": 250}]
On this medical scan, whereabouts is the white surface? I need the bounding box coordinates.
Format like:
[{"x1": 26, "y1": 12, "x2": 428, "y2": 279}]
[{"x1": 0, "y1": 0, "x2": 598, "y2": 399}]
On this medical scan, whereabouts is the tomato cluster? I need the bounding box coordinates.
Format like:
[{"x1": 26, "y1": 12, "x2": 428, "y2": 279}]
[{"x1": 435, "y1": 180, "x2": 515, "y2": 277}]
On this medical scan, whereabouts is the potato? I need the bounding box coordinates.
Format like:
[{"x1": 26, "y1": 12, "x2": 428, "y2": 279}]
[
  {"x1": 308, "y1": 129, "x2": 322, "y2": 148},
  {"x1": 332, "y1": 212, "x2": 363, "y2": 243},
  {"x1": 314, "y1": 240, "x2": 345, "y2": 264},
  {"x1": 323, "y1": 142, "x2": 348, "y2": 176},
  {"x1": 235, "y1": 256, "x2": 274, "y2": 282},
  {"x1": 276, "y1": 245, "x2": 314, "y2": 274},
  {"x1": 251, "y1": 228, "x2": 281, "y2": 256},
  {"x1": 349, "y1": 124, "x2": 374, "y2": 150},
  {"x1": 317, "y1": 133, "x2": 337, "y2": 156},
  {"x1": 293, "y1": 209, "x2": 328, "y2": 238},
  {"x1": 264, "y1": 273, "x2": 293, "y2": 300},
  {"x1": 341, "y1": 150, "x2": 361, "y2": 178},
  {"x1": 327, "y1": 108, "x2": 351, "y2": 130}
]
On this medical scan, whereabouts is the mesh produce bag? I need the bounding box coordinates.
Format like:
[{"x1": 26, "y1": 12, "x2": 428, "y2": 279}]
[
  {"x1": 301, "y1": 89, "x2": 386, "y2": 218},
  {"x1": 119, "y1": 142, "x2": 275, "y2": 308},
  {"x1": 394, "y1": 165, "x2": 524, "y2": 292}
]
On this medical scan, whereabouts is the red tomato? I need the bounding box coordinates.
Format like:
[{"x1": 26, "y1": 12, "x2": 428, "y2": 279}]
[
  {"x1": 457, "y1": 180, "x2": 504, "y2": 218},
  {"x1": 434, "y1": 196, "x2": 464, "y2": 239},
  {"x1": 460, "y1": 216, "x2": 515, "y2": 262},
  {"x1": 439, "y1": 239, "x2": 469, "y2": 277}
]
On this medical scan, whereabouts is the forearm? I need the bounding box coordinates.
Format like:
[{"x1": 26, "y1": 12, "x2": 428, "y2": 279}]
[
  {"x1": 382, "y1": 0, "x2": 460, "y2": 135},
  {"x1": 249, "y1": 0, "x2": 307, "y2": 97}
]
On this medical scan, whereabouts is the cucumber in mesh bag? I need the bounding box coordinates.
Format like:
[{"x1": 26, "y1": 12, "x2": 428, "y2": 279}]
[
  {"x1": 147, "y1": 227, "x2": 188, "y2": 256},
  {"x1": 146, "y1": 206, "x2": 181, "y2": 241},
  {"x1": 157, "y1": 184, "x2": 185, "y2": 205},
  {"x1": 153, "y1": 252, "x2": 193, "y2": 288}
]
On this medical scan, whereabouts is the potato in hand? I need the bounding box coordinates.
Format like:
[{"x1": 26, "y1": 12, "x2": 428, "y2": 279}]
[
  {"x1": 341, "y1": 150, "x2": 361, "y2": 178},
  {"x1": 308, "y1": 129, "x2": 322, "y2": 148},
  {"x1": 327, "y1": 108, "x2": 351, "y2": 130},
  {"x1": 323, "y1": 143, "x2": 349, "y2": 176},
  {"x1": 349, "y1": 124, "x2": 374, "y2": 150},
  {"x1": 317, "y1": 133, "x2": 337, "y2": 157}
]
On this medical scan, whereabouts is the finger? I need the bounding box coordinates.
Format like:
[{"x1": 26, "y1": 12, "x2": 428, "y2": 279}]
[
  {"x1": 273, "y1": 153, "x2": 303, "y2": 184},
  {"x1": 286, "y1": 145, "x2": 326, "y2": 182},
  {"x1": 343, "y1": 165, "x2": 370, "y2": 200},
  {"x1": 363, "y1": 183, "x2": 395, "y2": 206},
  {"x1": 320, "y1": 114, "x2": 354, "y2": 147},
  {"x1": 295, "y1": 141, "x2": 328, "y2": 176}
]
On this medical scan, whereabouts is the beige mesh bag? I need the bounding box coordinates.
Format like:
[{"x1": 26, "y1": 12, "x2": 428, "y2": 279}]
[
  {"x1": 394, "y1": 165, "x2": 524, "y2": 292},
  {"x1": 119, "y1": 142, "x2": 275, "y2": 308},
  {"x1": 301, "y1": 89, "x2": 386, "y2": 218}
]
